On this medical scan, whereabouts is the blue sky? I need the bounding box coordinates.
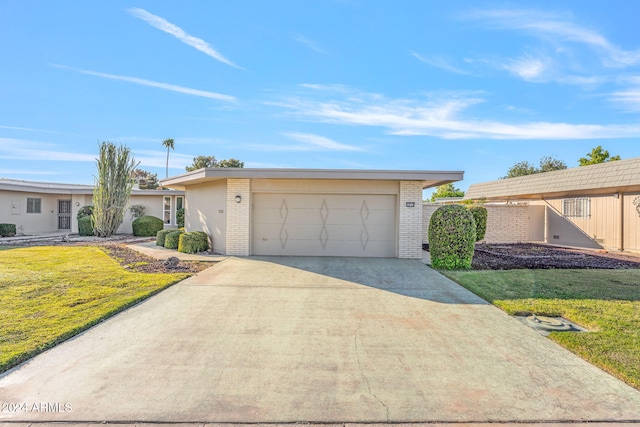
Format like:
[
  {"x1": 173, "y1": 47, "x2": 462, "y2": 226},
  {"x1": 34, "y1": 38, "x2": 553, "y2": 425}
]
[{"x1": 2, "y1": 1, "x2": 640, "y2": 197}]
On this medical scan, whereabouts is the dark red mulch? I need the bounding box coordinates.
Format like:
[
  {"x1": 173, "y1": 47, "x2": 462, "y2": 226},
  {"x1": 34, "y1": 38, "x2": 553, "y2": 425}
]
[{"x1": 471, "y1": 243, "x2": 640, "y2": 270}]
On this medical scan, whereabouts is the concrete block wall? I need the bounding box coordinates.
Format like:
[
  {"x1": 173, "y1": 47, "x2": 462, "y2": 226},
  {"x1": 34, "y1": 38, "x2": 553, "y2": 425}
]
[
  {"x1": 225, "y1": 179, "x2": 251, "y2": 256},
  {"x1": 423, "y1": 203, "x2": 530, "y2": 244},
  {"x1": 398, "y1": 181, "x2": 423, "y2": 259}
]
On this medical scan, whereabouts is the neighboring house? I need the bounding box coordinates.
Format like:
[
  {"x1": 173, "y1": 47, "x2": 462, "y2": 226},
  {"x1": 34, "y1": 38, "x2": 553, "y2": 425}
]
[
  {"x1": 0, "y1": 178, "x2": 184, "y2": 235},
  {"x1": 161, "y1": 168, "x2": 463, "y2": 258},
  {"x1": 463, "y1": 157, "x2": 640, "y2": 252}
]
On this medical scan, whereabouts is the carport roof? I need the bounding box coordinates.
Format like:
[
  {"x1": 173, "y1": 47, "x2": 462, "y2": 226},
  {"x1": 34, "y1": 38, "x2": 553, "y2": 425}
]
[
  {"x1": 160, "y1": 168, "x2": 464, "y2": 190},
  {"x1": 464, "y1": 156, "x2": 640, "y2": 201}
]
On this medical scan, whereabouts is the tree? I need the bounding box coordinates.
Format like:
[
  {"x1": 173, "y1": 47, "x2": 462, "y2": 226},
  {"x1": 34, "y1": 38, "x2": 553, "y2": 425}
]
[
  {"x1": 502, "y1": 156, "x2": 566, "y2": 178},
  {"x1": 578, "y1": 146, "x2": 621, "y2": 166},
  {"x1": 538, "y1": 156, "x2": 567, "y2": 173},
  {"x1": 185, "y1": 155, "x2": 217, "y2": 172},
  {"x1": 429, "y1": 183, "x2": 465, "y2": 202},
  {"x1": 131, "y1": 168, "x2": 160, "y2": 190},
  {"x1": 185, "y1": 156, "x2": 245, "y2": 172},
  {"x1": 162, "y1": 138, "x2": 175, "y2": 178},
  {"x1": 92, "y1": 142, "x2": 138, "y2": 237},
  {"x1": 217, "y1": 158, "x2": 244, "y2": 168}
]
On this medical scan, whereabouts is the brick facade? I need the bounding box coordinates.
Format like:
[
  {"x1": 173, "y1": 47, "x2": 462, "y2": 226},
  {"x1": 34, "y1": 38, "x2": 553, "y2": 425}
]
[
  {"x1": 226, "y1": 178, "x2": 251, "y2": 256},
  {"x1": 398, "y1": 181, "x2": 423, "y2": 259}
]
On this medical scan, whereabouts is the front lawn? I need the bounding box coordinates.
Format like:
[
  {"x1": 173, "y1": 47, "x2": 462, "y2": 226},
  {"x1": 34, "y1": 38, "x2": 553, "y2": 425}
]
[
  {"x1": 443, "y1": 269, "x2": 640, "y2": 390},
  {"x1": 0, "y1": 246, "x2": 189, "y2": 373}
]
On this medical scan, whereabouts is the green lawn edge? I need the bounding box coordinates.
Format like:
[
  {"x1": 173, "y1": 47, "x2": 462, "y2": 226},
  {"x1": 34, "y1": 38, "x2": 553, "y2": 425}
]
[{"x1": 0, "y1": 279, "x2": 184, "y2": 374}]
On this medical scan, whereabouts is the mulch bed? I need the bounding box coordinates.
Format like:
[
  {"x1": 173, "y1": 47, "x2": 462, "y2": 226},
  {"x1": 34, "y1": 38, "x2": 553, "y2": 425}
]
[
  {"x1": 100, "y1": 243, "x2": 211, "y2": 274},
  {"x1": 471, "y1": 243, "x2": 640, "y2": 270}
]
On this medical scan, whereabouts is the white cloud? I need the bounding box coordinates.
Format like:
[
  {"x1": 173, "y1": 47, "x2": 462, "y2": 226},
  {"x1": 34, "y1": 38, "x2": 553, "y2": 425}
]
[
  {"x1": 127, "y1": 8, "x2": 243, "y2": 69},
  {"x1": 0, "y1": 138, "x2": 95, "y2": 162},
  {"x1": 281, "y1": 86, "x2": 640, "y2": 140},
  {"x1": 411, "y1": 52, "x2": 471, "y2": 75},
  {"x1": 294, "y1": 34, "x2": 327, "y2": 54},
  {"x1": 283, "y1": 132, "x2": 364, "y2": 151},
  {"x1": 465, "y1": 9, "x2": 640, "y2": 68},
  {"x1": 52, "y1": 64, "x2": 236, "y2": 102},
  {"x1": 609, "y1": 88, "x2": 640, "y2": 112},
  {"x1": 502, "y1": 55, "x2": 547, "y2": 80}
]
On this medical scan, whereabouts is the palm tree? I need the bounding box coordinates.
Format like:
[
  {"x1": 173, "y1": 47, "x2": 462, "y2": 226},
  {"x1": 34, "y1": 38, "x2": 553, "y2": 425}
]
[{"x1": 162, "y1": 138, "x2": 175, "y2": 178}]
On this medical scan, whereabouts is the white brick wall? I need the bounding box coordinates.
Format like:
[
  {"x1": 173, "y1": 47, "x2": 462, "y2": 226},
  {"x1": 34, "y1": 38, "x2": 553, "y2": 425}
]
[
  {"x1": 423, "y1": 203, "x2": 530, "y2": 244},
  {"x1": 225, "y1": 179, "x2": 251, "y2": 256},
  {"x1": 484, "y1": 205, "x2": 529, "y2": 243},
  {"x1": 398, "y1": 181, "x2": 423, "y2": 259}
]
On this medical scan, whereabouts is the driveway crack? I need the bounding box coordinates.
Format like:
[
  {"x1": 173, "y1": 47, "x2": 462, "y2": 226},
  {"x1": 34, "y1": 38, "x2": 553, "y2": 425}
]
[{"x1": 353, "y1": 318, "x2": 390, "y2": 422}]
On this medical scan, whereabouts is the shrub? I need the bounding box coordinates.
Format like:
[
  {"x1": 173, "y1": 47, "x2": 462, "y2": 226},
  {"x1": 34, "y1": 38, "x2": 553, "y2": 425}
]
[
  {"x1": 132, "y1": 216, "x2": 164, "y2": 237},
  {"x1": 156, "y1": 229, "x2": 173, "y2": 247},
  {"x1": 178, "y1": 231, "x2": 209, "y2": 254},
  {"x1": 0, "y1": 223, "x2": 16, "y2": 237},
  {"x1": 77, "y1": 205, "x2": 93, "y2": 221},
  {"x1": 129, "y1": 204, "x2": 146, "y2": 219},
  {"x1": 467, "y1": 206, "x2": 488, "y2": 242},
  {"x1": 176, "y1": 208, "x2": 185, "y2": 228},
  {"x1": 78, "y1": 216, "x2": 94, "y2": 236},
  {"x1": 428, "y1": 205, "x2": 476, "y2": 270},
  {"x1": 164, "y1": 230, "x2": 184, "y2": 250}
]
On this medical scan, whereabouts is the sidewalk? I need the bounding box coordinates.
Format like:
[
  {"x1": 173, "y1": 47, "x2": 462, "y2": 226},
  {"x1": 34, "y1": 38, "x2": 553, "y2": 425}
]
[{"x1": 127, "y1": 240, "x2": 227, "y2": 262}]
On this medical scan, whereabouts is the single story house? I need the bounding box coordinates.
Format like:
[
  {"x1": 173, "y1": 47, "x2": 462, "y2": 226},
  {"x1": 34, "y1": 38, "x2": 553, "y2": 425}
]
[
  {"x1": 161, "y1": 168, "x2": 464, "y2": 258},
  {"x1": 0, "y1": 178, "x2": 185, "y2": 235},
  {"x1": 464, "y1": 157, "x2": 640, "y2": 252}
]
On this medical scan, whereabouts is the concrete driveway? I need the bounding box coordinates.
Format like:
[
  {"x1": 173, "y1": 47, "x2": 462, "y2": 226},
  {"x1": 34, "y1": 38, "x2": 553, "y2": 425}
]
[{"x1": 1, "y1": 257, "x2": 640, "y2": 424}]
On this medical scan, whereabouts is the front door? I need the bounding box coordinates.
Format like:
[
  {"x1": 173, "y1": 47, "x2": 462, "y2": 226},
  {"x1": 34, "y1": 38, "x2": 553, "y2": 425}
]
[{"x1": 58, "y1": 200, "x2": 72, "y2": 230}]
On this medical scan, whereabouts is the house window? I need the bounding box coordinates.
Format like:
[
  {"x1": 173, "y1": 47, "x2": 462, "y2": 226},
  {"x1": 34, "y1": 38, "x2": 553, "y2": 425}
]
[
  {"x1": 163, "y1": 196, "x2": 171, "y2": 224},
  {"x1": 26, "y1": 198, "x2": 41, "y2": 214},
  {"x1": 176, "y1": 196, "x2": 184, "y2": 211},
  {"x1": 562, "y1": 197, "x2": 590, "y2": 218}
]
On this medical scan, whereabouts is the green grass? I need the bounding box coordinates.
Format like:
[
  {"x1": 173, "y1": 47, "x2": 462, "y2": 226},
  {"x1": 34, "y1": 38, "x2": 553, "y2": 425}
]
[
  {"x1": 443, "y1": 269, "x2": 640, "y2": 390},
  {"x1": 0, "y1": 246, "x2": 189, "y2": 373}
]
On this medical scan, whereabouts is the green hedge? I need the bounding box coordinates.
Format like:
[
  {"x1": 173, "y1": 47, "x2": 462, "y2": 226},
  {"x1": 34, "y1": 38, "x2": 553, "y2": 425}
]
[
  {"x1": 176, "y1": 208, "x2": 185, "y2": 228},
  {"x1": 78, "y1": 216, "x2": 94, "y2": 236},
  {"x1": 428, "y1": 205, "x2": 476, "y2": 270},
  {"x1": 178, "y1": 231, "x2": 209, "y2": 254},
  {"x1": 164, "y1": 230, "x2": 184, "y2": 250},
  {"x1": 156, "y1": 229, "x2": 173, "y2": 246},
  {"x1": 76, "y1": 205, "x2": 93, "y2": 221},
  {"x1": 467, "y1": 206, "x2": 488, "y2": 242},
  {"x1": 132, "y1": 216, "x2": 164, "y2": 237},
  {"x1": 0, "y1": 223, "x2": 16, "y2": 237}
]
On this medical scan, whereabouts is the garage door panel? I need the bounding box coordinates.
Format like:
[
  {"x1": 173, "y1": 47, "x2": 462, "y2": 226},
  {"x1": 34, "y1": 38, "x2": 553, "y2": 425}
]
[{"x1": 253, "y1": 193, "x2": 396, "y2": 257}]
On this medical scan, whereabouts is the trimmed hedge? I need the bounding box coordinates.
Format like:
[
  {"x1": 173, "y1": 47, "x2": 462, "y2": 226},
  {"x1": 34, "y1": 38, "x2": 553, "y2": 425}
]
[
  {"x1": 156, "y1": 229, "x2": 173, "y2": 247},
  {"x1": 76, "y1": 205, "x2": 93, "y2": 221},
  {"x1": 176, "y1": 208, "x2": 185, "y2": 228},
  {"x1": 78, "y1": 216, "x2": 94, "y2": 236},
  {"x1": 132, "y1": 216, "x2": 164, "y2": 237},
  {"x1": 0, "y1": 223, "x2": 16, "y2": 237},
  {"x1": 178, "y1": 231, "x2": 209, "y2": 254},
  {"x1": 164, "y1": 230, "x2": 184, "y2": 250},
  {"x1": 467, "y1": 206, "x2": 488, "y2": 242},
  {"x1": 428, "y1": 205, "x2": 476, "y2": 270}
]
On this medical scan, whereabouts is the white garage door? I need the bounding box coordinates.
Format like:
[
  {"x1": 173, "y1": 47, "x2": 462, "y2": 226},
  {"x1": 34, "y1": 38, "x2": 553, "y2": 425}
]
[{"x1": 252, "y1": 193, "x2": 396, "y2": 257}]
